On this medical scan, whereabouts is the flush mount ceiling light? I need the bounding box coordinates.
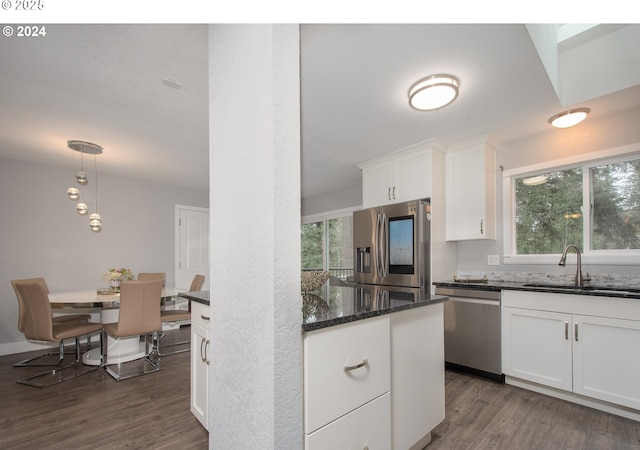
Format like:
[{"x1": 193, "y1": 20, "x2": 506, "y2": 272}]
[
  {"x1": 408, "y1": 74, "x2": 459, "y2": 111},
  {"x1": 548, "y1": 107, "x2": 591, "y2": 128},
  {"x1": 66, "y1": 140, "x2": 104, "y2": 232},
  {"x1": 522, "y1": 175, "x2": 549, "y2": 186}
]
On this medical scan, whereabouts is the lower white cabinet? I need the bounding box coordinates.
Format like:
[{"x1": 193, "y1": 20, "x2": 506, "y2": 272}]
[
  {"x1": 390, "y1": 304, "x2": 445, "y2": 450},
  {"x1": 304, "y1": 315, "x2": 391, "y2": 437},
  {"x1": 502, "y1": 291, "x2": 640, "y2": 412},
  {"x1": 303, "y1": 304, "x2": 445, "y2": 449},
  {"x1": 305, "y1": 392, "x2": 391, "y2": 450},
  {"x1": 190, "y1": 301, "x2": 210, "y2": 430}
]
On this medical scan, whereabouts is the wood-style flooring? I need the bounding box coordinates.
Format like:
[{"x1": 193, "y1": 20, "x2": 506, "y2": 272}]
[
  {"x1": 0, "y1": 328, "x2": 208, "y2": 450},
  {"x1": 429, "y1": 369, "x2": 640, "y2": 450},
  {"x1": 2, "y1": 334, "x2": 639, "y2": 450}
]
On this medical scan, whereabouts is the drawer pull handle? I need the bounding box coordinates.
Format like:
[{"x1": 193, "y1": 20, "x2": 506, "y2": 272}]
[
  {"x1": 344, "y1": 359, "x2": 368, "y2": 373},
  {"x1": 201, "y1": 314, "x2": 210, "y2": 321}
]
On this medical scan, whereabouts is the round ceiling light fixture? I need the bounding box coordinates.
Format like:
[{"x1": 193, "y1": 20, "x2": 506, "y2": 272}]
[
  {"x1": 408, "y1": 74, "x2": 459, "y2": 111},
  {"x1": 548, "y1": 107, "x2": 590, "y2": 128},
  {"x1": 522, "y1": 175, "x2": 549, "y2": 186}
]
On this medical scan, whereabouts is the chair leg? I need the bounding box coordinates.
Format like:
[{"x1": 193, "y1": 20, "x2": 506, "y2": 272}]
[
  {"x1": 104, "y1": 333, "x2": 161, "y2": 382},
  {"x1": 16, "y1": 334, "x2": 100, "y2": 389},
  {"x1": 12, "y1": 344, "x2": 65, "y2": 367},
  {"x1": 154, "y1": 324, "x2": 191, "y2": 357}
]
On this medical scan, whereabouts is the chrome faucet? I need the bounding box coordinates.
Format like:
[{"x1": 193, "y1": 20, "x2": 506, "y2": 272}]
[{"x1": 558, "y1": 244, "x2": 586, "y2": 288}]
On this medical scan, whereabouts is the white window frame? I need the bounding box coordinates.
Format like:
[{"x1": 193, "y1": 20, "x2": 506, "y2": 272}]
[
  {"x1": 301, "y1": 206, "x2": 360, "y2": 271},
  {"x1": 502, "y1": 143, "x2": 640, "y2": 265}
]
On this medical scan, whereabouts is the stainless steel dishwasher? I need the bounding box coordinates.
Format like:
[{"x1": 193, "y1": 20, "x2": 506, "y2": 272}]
[{"x1": 435, "y1": 286, "x2": 503, "y2": 382}]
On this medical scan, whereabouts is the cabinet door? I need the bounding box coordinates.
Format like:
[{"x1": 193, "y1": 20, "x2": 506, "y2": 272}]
[
  {"x1": 445, "y1": 140, "x2": 496, "y2": 240},
  {"x1": 502, "y1": 307, "x2": 572, "y2": 391},
  {"x1": 573, "y1": 315, "x2": 640, "y2": 410},
  {"x1": 191, "y1": 321, "x2": 209, "y2": 429},
  {"x1": 362, "y1": 162, "x2": 394, "y2": 208},
  {"x1": 305, "y1": 392, "x2": 391, "y2": 450},
  {"x1": 393, "y1": 150, "x2": 431, "y2": 203}
]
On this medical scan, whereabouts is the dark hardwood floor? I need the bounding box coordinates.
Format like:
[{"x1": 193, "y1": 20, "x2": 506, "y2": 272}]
[
  {"x1": 429, "y1": 369, "x2": 640, "y2": 450},
  {"x1": 2, "y1": 335, "x2": 640, "y2": 450},
  {"x1": 0, "y1": 328, "x2": 208, "y2": 450}
]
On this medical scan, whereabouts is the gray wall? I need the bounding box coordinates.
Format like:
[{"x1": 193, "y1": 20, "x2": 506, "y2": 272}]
[
  {"x1": 0, "y1": 157, "x2": 208, "y2": 355},
  {"x1": 456, "y1": 106, "x2": 640, "y2": 279},
  {"x1": 301, "y1": 182, "x2": 362, "y2": 217}
]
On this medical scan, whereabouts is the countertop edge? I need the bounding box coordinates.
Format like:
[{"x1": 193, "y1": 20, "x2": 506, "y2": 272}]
[
  {"x1": 433, "y1": 281, "x2": 640, "y2": 299},
  {"x1": 301, "y1": 295, "x2": 448, "y2": 332},
  {"x1": 178, "y1": 291, "x2": 209, "y2": 305}
]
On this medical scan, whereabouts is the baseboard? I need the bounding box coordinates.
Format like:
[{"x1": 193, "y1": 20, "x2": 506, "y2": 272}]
[{"x1": 505, "y1": 376, "x2": 640, "y2": 422}]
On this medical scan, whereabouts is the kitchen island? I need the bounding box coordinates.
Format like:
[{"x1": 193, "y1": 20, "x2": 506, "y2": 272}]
[
  {"x1": 302, "y1": 278, "x2": 448, "y2": 450},
  {"x1": 180, "y1": 282, "x2": 449, "y2": 449}
]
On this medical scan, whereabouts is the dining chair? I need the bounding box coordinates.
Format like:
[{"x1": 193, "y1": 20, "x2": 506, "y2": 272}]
[
  {"x1": 11, "y1": 278, "x2": 104, "y2": 388},
  {"x1": 154, "y1": 274, "x2": 205, "y2": 357},
  {"x1": 102, "y1": 279, "x2": 164, "y2": 381},
  {"x1": 137, "y1": 272, "x2": 166, "y2": 286},
  {"x1": 12, "y1": 278, "x2": 93, "y2": 367}
]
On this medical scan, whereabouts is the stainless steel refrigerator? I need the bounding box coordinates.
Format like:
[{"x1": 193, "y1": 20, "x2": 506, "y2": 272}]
[{"x1": 353, "y1": 199, "x2": 431, "y2": 289}]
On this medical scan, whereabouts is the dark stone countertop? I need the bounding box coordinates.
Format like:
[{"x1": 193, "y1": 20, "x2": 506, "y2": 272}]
[
  {"x1": 178, "y1": 290, "x2": 209, "y2": 306},
  {"x1": 302, "y1": 278, "x2": 447, "y2": 332},
  {"x1": 433, "y1": 279, "x2": 640, "y2": 300},
  {"x1": 178, "y1": 283, "x2": 448, "y2": 333}
]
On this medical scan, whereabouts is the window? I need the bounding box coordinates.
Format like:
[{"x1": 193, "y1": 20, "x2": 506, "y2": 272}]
[
  {"x1": 301, "y1": 207, "x2": 355, "y2": 280},
  {"x1": 503, "y1": 145, "x2": 640, "y2": 264}
]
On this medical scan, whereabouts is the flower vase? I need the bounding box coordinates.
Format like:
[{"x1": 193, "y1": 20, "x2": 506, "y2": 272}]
[{"x1": 110, "y1": 280, "x2": 121, "y2": 293}]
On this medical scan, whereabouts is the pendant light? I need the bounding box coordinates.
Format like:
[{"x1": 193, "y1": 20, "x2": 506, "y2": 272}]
[
  {"x1": 66, "y1": 140, "x2": 103, "y2": 230},
  {"x1": 66, "y1": 150, "x2": 80, "y2": 200},
  {"x1": 89, "y1": 154, "x2": 102, "y2": 232}
]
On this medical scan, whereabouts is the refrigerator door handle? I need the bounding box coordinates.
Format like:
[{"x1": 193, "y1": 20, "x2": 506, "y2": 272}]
[{"x1": 379, "y1": 212, "x2": 387, "y2": 277}]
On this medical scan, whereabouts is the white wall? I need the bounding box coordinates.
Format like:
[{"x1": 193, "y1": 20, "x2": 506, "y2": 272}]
[
  {"x1": 0, "y1": 156, "x2": 208, "y2": 355},
  {"x1": 301, "y1": 182, "x2": 362, "y2": 216},
  {"x1": 208, "y1": 24, "x2": 302, "y2": 449}
]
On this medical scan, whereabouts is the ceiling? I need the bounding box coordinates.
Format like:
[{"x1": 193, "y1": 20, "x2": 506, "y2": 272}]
[{"x1": 1, "y1": 24, "x2": 639, "y2": 199}]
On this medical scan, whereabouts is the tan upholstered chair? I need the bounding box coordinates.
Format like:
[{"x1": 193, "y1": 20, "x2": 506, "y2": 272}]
[
  {"x1": 155, "y1": 274, "x2": 205, "y2": 356},
  {"x1": 102, "y1": 279, "x2": 163, "y2": 381},
  {"x1": 137, "y1": 272, "x2": 166, "y2": 286},
  {"x1": 11, "y1": 278, "x2": 103, "y2": 388},
  {"x1": 12, "y1": 278, "x2": 93, "y2": 367}
]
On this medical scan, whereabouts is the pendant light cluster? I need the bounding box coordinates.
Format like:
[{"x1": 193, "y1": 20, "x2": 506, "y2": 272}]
[{"x1": 66, "y1": 140, "x2": 103, "y2": 232}]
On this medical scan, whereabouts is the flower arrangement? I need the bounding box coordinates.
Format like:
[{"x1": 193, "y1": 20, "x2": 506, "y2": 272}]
[{"x1": 103, "y1": 267, "x2": 134, "y2": 282}]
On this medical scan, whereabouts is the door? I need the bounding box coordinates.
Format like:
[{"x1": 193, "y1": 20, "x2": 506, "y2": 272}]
[
  {"x1": 502, "y1": 307, "x2": 572, "y2": 391},
  {"x1": 573, "y1": 315, "x2": 640, "y2": 410},
  {"x1": 175, "y1": 205, "x2": 210, "y2": 290}
]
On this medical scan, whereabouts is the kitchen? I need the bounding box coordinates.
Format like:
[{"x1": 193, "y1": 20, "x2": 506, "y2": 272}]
[{"x1": 1, "y1": 23, "x2": 640, "y2": 448}]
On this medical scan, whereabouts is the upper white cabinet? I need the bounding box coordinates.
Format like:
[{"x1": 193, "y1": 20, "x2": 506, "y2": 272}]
[
  {"x1": 358, "y1": 139, "x2": 446, "y2": 208},
  {"x1": 445, "y1": 135, "x2": 497, "y2": 241}
]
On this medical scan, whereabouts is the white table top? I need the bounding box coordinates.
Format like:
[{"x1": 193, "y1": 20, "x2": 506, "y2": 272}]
[{"x1": 49, "y1": 287, "x2": 186, "y2": 304}]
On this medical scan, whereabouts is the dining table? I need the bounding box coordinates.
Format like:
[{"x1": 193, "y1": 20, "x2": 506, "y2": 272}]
[{"x1": 49, "y1": 287, "x2": 186, "y2": 366}]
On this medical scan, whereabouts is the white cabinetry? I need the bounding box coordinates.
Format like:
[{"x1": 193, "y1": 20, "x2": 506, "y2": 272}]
[
  {"x1": 190, "y1": 301, "x2": 210, "y2": 430},
  {"x1": 358, "y1": 139, "x2": 446, "y2": 208},
  {"x1": 304, "y1": 316, "x2": 391, "y2": 449},
  {"x1": 303, "y1": 304, "x2": 445, "y2": 449},
  {"x1": 445, "y1": 135, "x2": 496, "y2": 240},
  {"x1": 390, "y1": 304, "x2": 445, "y2": 450},
  {"x1": 502, "y1": 290, "x2": 640, "y2": 416}
]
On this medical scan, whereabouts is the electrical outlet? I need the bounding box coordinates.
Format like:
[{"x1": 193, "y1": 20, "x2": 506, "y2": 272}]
[{"x1": 487, "y1": 255, "x2": 500, "y2": 266}]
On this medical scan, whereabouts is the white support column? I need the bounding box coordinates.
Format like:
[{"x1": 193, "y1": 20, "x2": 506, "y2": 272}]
[{"x1": 208, "y1": 25, "x2": 302, "y2": 449}]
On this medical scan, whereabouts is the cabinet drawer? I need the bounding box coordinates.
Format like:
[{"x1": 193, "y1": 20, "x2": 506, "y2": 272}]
[
  {"x1": 191, "y1": 301, "x2": 210, "y2": 328},
  {"x1": 304, "y1": 316, "x2": 390, "y2": 433},
  {"x1": 305, "y1": 392, "x2": 391, "y2": 450}
]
